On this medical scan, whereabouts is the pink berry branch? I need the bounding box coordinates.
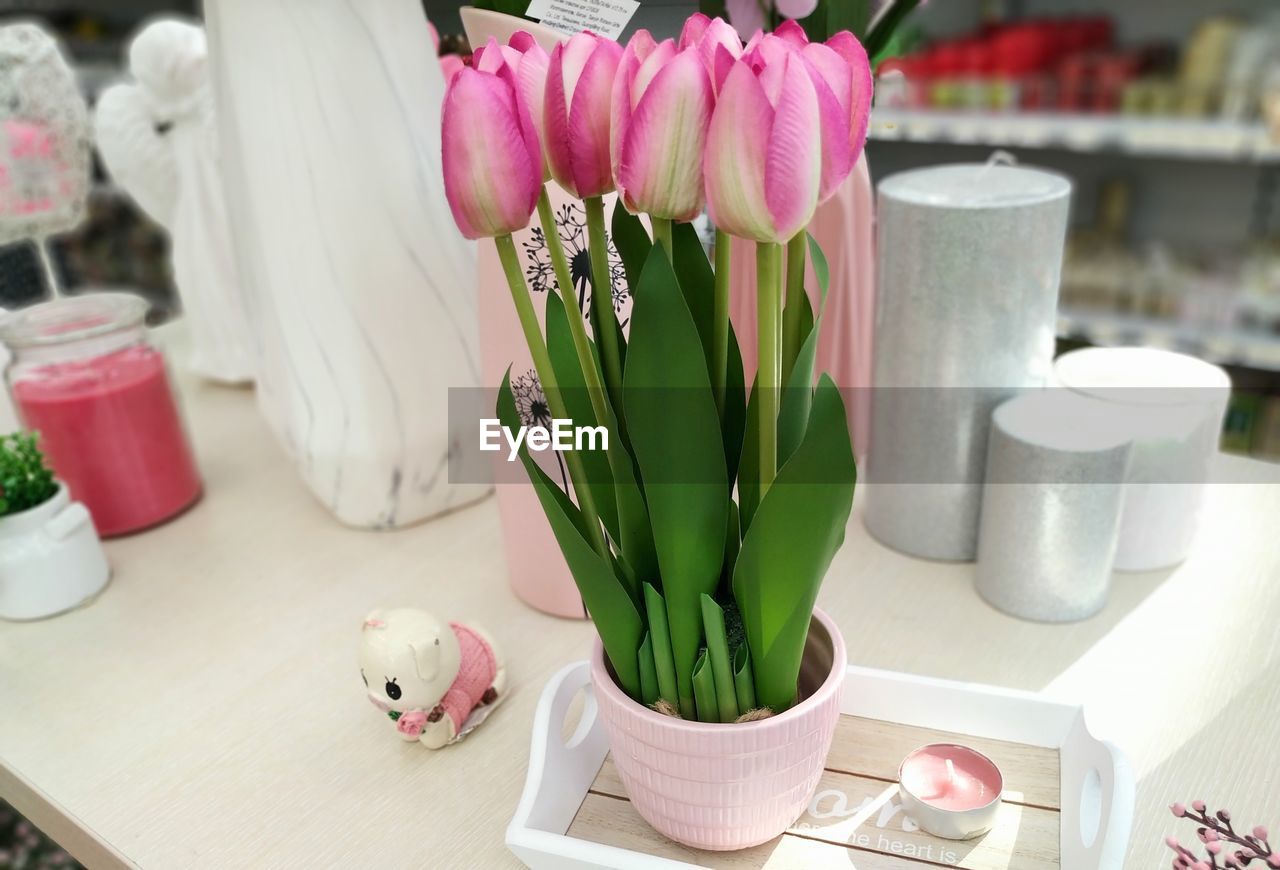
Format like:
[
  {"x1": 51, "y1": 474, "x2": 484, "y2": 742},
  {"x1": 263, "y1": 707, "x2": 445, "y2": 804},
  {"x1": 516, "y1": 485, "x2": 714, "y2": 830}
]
[{"x1": 1167, "y1": 801, "x2": 1278, "y2": 870}]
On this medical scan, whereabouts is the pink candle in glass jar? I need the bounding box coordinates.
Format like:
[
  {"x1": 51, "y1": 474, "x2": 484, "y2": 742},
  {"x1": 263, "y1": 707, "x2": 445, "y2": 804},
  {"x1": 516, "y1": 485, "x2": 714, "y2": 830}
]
[
  {"x1": 898, "y1": 743, "x2": 1003, "y2": 839},
  {"x1": 0, "y1": 293, "x2": 201, "y2": 536}
]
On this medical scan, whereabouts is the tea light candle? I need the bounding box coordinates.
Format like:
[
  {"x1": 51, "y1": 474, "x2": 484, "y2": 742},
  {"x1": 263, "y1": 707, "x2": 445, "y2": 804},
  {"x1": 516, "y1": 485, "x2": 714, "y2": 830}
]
[{"x1": 898, "y1": 743, "x2": 1003, "y2": 840}]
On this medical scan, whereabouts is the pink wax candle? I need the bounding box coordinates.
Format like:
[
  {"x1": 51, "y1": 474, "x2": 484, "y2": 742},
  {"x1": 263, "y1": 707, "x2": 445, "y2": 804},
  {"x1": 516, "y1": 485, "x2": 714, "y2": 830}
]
[
  {"x1": 898, "y1": 743, "x2": 1003, "y2": 840},
  {"x1": 1, "y1": 294, "x2": 201, "y2": 537}
]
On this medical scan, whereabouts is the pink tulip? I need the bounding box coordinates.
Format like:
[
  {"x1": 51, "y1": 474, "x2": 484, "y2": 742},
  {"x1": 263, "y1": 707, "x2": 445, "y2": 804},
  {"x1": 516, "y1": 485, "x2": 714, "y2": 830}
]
[
  {"x1": 704, "y1": 51, "x2": 822, "y2": 243},
  {"x1": 724, "y1": 0, "x2": 767, "y2": 41},
  {"x1": 611, "y1": 31, "x2": 714, "y2": 221},
  {"x1": 679, "y1": 14, "x2": 743, "y2": 93},
  {"x1": 474, "y1": 33, "x2": 552, "y2": 179},
  {"x1": 545, "y1": 33, "x2": 623, "y2": 199},
  {"x1": 776, "y1": 0, "x2": 819, "y2": 17},
  {"x1": 441, "y1": 66, "x2": 541, "y2": 239},
  {"x1": 770, "y1": 20, "x2": 873, "y2": 202},
  {"x1": 439, "y1": 54, "x2": 465, "y2": 84}
]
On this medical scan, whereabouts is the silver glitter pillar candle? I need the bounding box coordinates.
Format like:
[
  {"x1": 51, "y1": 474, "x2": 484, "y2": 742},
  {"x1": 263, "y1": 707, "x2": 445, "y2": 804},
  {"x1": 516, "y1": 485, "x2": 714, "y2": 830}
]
[
  {"x1": 865, "y1": 163, "x2": 1072, "y2": 560},
  {"x1": 976, "y1": 391, "x2": 1132, "y2": 623}
]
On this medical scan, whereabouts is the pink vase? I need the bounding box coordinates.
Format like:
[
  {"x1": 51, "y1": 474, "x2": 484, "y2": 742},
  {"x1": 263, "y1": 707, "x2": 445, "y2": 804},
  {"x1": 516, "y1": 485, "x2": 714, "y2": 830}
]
[
  {"x1": 461, "y1": 9, "x2": 631, "y2": 619},
  {"x1": 592, "y1": 609, "x2": 846, "y2": 851},
  {"x1": 729, "y1": 156, "x2": 875, "y2": 458}
]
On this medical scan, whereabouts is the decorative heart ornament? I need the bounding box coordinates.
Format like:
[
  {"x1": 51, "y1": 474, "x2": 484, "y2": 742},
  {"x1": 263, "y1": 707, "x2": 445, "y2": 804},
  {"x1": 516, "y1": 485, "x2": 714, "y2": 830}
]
[{"x1": 0, "y1": 23, "x2": 90, "y2": 246}]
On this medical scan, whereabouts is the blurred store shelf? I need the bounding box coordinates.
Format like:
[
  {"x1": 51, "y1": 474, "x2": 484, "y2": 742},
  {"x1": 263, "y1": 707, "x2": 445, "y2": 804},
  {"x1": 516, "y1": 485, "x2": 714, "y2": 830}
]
[
  {"x1": 1058, "y1": 308, "x2": 1280, "y2": 371},
  {"x1": 870, "y1": 109, "x2": 1280, "y2": 163}
]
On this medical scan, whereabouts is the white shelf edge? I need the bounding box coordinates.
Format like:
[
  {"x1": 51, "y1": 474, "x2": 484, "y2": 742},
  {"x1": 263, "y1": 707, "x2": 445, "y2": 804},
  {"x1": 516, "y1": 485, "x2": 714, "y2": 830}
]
[{"x1": 870, "y1": 109, "x2": 1280, "y2": 164}]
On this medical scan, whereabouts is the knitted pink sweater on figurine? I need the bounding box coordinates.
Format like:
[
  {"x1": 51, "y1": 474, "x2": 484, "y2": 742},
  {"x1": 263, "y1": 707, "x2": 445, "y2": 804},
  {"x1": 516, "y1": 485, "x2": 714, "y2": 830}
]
[{"x1": 360, "y1": 608, "x2": 507, "y2": 749}]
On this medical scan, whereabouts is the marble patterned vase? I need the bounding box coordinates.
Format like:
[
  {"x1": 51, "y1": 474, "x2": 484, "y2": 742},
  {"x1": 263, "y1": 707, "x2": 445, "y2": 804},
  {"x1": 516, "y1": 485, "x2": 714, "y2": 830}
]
[
  {"x1": 204, "y1": 0, "x2": 487, "y2": 528},
  {"x1": 461, "y1": 8, "x2": 631, "y2": 619},
  {"x1": 728, "y1": 156, "x2": 875, "y2": 458}
]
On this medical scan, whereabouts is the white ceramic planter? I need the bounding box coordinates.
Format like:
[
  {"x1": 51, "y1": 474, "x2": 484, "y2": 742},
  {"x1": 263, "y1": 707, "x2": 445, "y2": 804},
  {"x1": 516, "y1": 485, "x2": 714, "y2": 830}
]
[
  {"x1": 0, "y1": 483, "x2": 110, "y2": 620},
  {"x1": 591, "y1": 609, "x2": 846, "y2": 851}
]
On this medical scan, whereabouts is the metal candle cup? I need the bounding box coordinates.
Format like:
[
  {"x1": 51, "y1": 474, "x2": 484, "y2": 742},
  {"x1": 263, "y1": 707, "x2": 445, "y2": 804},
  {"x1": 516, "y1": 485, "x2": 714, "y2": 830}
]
[{"x1": 898, "y1": 743, "x2": 1003, "y2": 840}]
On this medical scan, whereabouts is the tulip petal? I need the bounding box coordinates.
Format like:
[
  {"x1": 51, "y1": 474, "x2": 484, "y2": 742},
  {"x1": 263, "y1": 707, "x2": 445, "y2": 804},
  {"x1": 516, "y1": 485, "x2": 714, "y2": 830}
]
[
  {"x1": 442, "y1": 68, "x2": 540, "y2": 239},
  {"x1": 801, "y1": 45, "x2": 855, "y2": 200},
  {"x1": 763, "y1": 55, "x2": 821, "y2": 240},
  {"x1": 712, "y1": 43, "x2": 738, "y2": 94},
  {"x1": 618, "y1": 49, "x2": 713, "y2": 221},
  {"x1": 545, "y1": 43, "x2": 575, "y2": 193},
  {"x1": 705, "y1": 61, "x2": 776, "y2": 242},
  {"x1": 774, "y1": 19, "x2": 810, "y2": 46},
  {"x1": 680, "y1": 12, "x2": 710, "y2": 50},
  {"x1": 567, "y1": 39, "x2": 622, "y2": 198}
]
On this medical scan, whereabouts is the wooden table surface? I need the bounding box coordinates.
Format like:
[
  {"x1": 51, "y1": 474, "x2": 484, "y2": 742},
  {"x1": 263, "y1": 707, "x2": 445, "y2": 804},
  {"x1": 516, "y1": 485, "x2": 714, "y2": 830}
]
[{"x1": 2, "y1": 362, "x2": 1278, "y2": 869}]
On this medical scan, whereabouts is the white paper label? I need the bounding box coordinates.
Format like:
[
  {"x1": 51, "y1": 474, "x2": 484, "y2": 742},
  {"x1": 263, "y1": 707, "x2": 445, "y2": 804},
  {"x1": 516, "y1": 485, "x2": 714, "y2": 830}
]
[{"x1": 524, "y1": 0, "x2": 640, "y2": 40}]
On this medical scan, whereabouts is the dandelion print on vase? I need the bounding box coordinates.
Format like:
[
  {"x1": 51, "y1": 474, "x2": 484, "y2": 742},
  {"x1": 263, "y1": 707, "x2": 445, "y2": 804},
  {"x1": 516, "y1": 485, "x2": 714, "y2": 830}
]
[{"x1": 477, "y1": 193, "x2": 630, "y2": 619}]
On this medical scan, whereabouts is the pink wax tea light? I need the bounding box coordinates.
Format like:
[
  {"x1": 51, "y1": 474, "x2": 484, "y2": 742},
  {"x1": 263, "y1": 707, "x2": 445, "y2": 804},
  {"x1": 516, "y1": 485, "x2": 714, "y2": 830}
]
[
  {"x1": 0, "y1": 293, "x2": 201, "y2": 537},
  {"x1": 898, "y1": 743, "x2": 1004, "y2": 840}
]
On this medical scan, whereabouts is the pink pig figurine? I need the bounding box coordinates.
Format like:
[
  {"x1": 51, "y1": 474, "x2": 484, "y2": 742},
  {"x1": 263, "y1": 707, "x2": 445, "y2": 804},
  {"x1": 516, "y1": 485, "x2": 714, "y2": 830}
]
[{"x1": 359, "y1": 608, "x2": 507, "y2": 749}]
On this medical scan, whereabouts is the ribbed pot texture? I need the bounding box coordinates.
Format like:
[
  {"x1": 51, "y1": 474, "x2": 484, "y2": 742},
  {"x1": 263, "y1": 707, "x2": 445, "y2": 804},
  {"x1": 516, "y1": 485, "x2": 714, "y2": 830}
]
[{"x1": 591, "y1": 608, "x2": 846, "y2": 851}]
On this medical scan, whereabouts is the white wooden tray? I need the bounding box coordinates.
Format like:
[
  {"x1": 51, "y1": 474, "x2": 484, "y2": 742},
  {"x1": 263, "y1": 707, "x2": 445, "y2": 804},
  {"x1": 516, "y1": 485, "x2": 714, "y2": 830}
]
[{"x1": 507, "y1": 662, "x2": 1134, "y2": 869}]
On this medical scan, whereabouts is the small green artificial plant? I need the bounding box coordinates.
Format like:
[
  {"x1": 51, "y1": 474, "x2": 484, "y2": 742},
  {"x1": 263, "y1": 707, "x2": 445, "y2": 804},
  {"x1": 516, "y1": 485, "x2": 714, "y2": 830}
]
[{"x1": 0, "y1": 432, "x2": 58, "y2": 518}]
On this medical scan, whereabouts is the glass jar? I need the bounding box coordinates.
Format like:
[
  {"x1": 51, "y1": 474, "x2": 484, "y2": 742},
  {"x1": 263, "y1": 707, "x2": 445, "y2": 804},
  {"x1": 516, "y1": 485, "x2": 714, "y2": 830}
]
[{"x1": 0, "y1": 292, "x2": 201, "y2": 536}]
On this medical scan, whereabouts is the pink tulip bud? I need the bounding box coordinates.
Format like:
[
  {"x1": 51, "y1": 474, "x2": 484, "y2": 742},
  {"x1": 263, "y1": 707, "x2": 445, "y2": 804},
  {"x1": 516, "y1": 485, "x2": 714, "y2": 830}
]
[
  {"x1": 1193, "y1": 800, "x2": 1207, "y2": 812},
  {"x1": 545, "y1": 33, "x2": 623, "y2": 199},
  {"x1": 441, "y1": 66, "x2": 542, "y2": 239},
  {"x1": 743, "y1": 25, "x2": 872, "y2": 203},
  {"x1": 474, "y1": 33, "x2": 552, "y2": 180},
  {"x1": 1172, "y1": 803, "x2": 1187, "y2": 817},
  {"x1": 611, "y1": 32, "x2": 714, "y2": 221},
  {"x1": 1254, "y1": 826, "x2": 1269, "y2": 840},
  {"x1": 679, "y1": 14, "x2": 743, "y2": 94},
  {"x1": 704, "y1": 51, "x2": 822, "y2": 244},
  {"x1": 776, "y1": 0, "x2": 820, "y2": 17},
  {"x1": 439, "y1": 54, "x2": 465, "y2": 84},
  {"x1": 724, "y1": 0, "x2": 767, "y2": 40}
]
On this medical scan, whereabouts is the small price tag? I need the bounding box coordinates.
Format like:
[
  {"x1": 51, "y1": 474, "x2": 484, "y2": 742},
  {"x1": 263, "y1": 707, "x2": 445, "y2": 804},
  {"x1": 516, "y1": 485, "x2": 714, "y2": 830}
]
[{"x1": 524, "y1": 0, "x2": 640, "y2": 40}]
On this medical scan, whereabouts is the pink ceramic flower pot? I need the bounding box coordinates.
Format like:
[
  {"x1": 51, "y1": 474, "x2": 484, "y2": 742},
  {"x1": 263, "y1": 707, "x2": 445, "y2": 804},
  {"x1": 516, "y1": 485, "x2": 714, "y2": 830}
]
[{"x1": 591, "y1": 609, "x2": 846, "y2": 851}]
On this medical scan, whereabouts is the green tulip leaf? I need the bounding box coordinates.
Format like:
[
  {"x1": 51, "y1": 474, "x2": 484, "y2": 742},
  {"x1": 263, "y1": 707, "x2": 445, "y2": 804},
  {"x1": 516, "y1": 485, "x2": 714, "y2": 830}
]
[
  {"x1": 623, "y1": 245, "x2": 729, "y2": 718},
  {"x1": 672, "y1": 221, "x2": 716, "y2": 376},
  {"x1": 778, "y1": 291, "x2": 819, "y2": 466},
  {"x1": 722, "y1": 322, "x2": 747, "y2": 488},
  {"x1": 545, "y1": 289, "x2": 619, "y2": 539},
  {"x1": 611, "y1": 206, "x2": 652, "y2": 293},
  {"x1": 498, "y1": 371, "x2": 644, "y2": 697},
  {"x1": 807, "y1": 232, "x2": 831, "y2": 300},
  {"x1": 733, "y1": 376, "x2": 856, "y2": 712}
]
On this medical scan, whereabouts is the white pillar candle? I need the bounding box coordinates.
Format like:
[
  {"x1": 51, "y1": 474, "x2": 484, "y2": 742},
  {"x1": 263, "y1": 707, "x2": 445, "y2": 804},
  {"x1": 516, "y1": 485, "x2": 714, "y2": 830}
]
[
  {"x1": 866, "y1": 163, "x2": 1072, "y2": 561},
  {"x1": 1053, "y1": 347, "x2": 1231, "y2": 571},
  {"x1": 977, "y1": 390, "x2": 1132, "y2": 622}
]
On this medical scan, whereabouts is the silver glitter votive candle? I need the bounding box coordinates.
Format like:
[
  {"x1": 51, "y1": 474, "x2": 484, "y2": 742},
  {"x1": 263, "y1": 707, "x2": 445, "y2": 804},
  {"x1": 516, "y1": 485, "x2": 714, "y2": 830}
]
[
  {"x1": 976, "y1": 391, "x2": 1133, "y2": 623},
  {"x1": 866, "y1": 163, "x2": 1072, "y2": 561}
]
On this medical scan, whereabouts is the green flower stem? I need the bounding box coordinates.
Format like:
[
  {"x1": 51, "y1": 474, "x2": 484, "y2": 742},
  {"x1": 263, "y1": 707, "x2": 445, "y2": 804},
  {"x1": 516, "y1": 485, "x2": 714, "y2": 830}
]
[
  {"x1": 782, "y1": 232, "x2": 807, "y2": 386},
  {"x1": 651, "y1": 216, "x2": 673, "y2": 260},
  {"x1": 495, "y1": 233, "x2": 610, "y2": 560},
  {"x1": 756, "y1": 241, "x2": 783, "y2": 495},
  {"x1": 584, "y1": 196, "x2": 625, "y2": 404},
  {"x1": 713, "y1": 230, "x2": 731, "y2": 417},
  {"x1": 537, "y1": 188, "x2": 612, "y2": 431}
]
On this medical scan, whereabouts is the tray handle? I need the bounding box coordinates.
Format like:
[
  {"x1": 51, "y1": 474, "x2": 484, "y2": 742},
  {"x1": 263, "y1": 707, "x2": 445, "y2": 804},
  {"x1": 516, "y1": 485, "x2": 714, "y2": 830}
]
[
  {"x1": 1062, "y1": 728, "x2": 1135, "y2": 870},
  {"x1": 507, "y1": 661, "x2": 610, "y2": 846}
]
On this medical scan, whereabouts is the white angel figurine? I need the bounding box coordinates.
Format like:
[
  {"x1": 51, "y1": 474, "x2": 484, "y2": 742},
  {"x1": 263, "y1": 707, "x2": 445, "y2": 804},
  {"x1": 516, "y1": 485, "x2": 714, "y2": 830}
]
[{"x1": 94, "y1": 19, "x2": 255, "y2": 384}]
